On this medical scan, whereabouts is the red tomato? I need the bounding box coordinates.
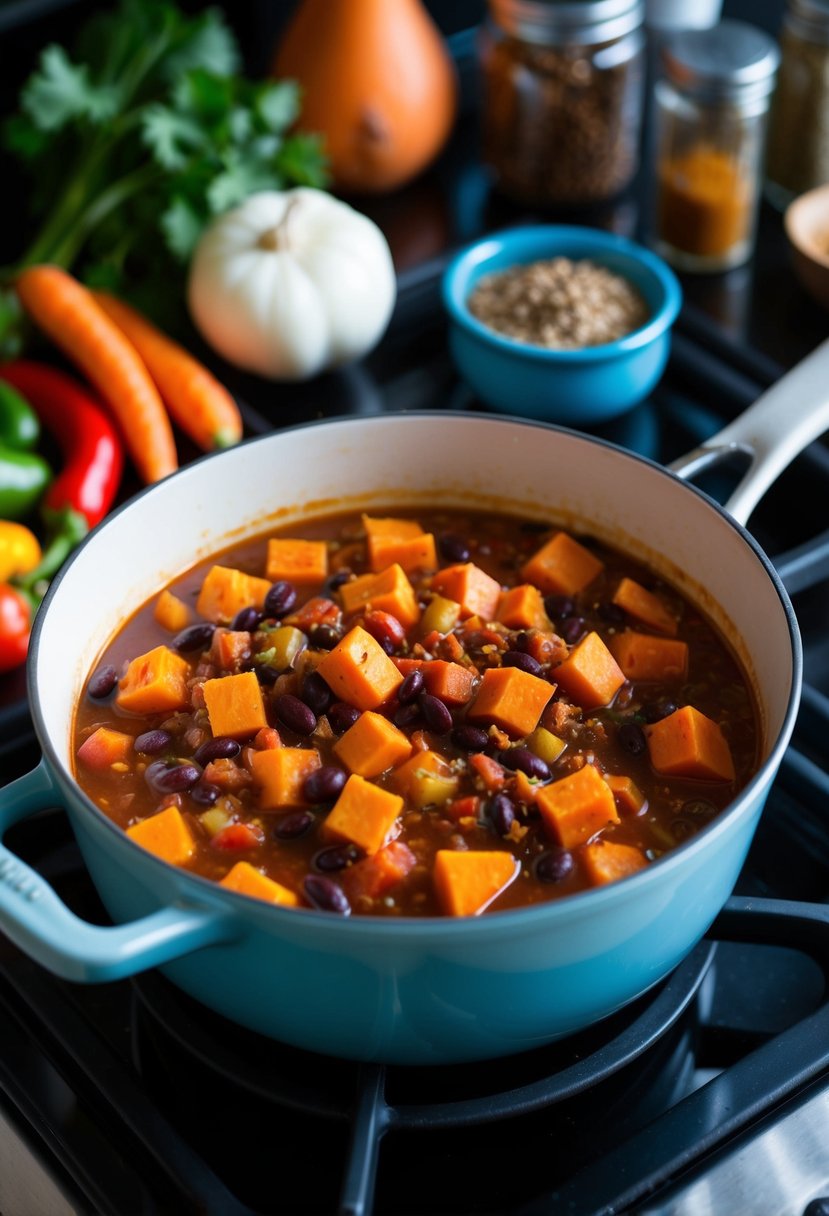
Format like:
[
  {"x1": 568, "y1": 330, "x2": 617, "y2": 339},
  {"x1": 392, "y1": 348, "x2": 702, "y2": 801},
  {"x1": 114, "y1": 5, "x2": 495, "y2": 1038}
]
[
  {"x1": 211, "y1": 822, "x2": 264, "y2": 851},
  {"x1": 0, "y1": 584, "x2": 31, "y2": 672}
]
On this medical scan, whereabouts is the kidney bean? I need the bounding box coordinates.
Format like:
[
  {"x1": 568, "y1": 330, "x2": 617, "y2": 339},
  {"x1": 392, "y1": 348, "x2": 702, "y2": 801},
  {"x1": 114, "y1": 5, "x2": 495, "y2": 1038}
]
[
  {"x1": 598, "y1": 601, "x2": 626, "y2": 626},
  {"x1": 194, "y1": 736, "x2": 241, "y2": 765},
  {"x1": 327, "y1": 702, "x2": 360, "y2": 734},
  {"x1": 560, "y1": 616, "x2": 586, "y2": 645},
  {"x1": 303, "y1": 874, "x2": 351, "y2": 915},
  {"x1": 536, "y1": 849, "x2": 574, "y2": 883},
  {"x1": 394, "y1": 702, "x2": 423, "y2": 730},
  {"x1": 420, "y1": 693, "x2": 453, "y2": 735},
  {"x1": 363, "y1": 610, "x2": 406, "y2": 655},
  {"x1": 274, "y1": 693, "x2": 317, "y2": 736},
  {"x1": 87, "y1": 664, "x2": 118, "y2": 699},
  {"x1": 274, "y1": 810, "x2": 316, "y2": 840},
  {"x1": 326, "y1": 568, "x2": 352, "y2": 593},
  {"x1": 544, "y1": 595, "x2": 575, "y2": 620},
  {"x1": 398, "y1": 668, "x2": 425, "y2": 704},
  {"x1": 301, "y1": 670, "x2": 334, "y2": 715},
  {"x1": 134, "y1": 729, "x2": 173, "y2": 755},
  {"x1": 314, "y1": 843, "x2": 361, "y2": 873},
  {"x1": 264, "y1": 580, "x2": 298, "y2": 619},
  {"x1": 617, "y1": 722, "x2": 647, "y2": 756},
  {"x1": 311, "y1": 623, "x2": 342, "y2": 650},
  {"x1": 190, "y1": 781, "x2": 221, "y2": 806},
  {"x1": 489, "y1": 792, "x2": 516, "y2": 836},
  {"x1": 512, "y1": 632, "x2": 531, "y2": 653},
  {"x1": 502, "y1": 650, "x2": 543, "y2": 677},
  {"x1": 145, "y1": 760, "x2": 202, "y2": 794},
  {"x1": 171, "y1": 622, "x2": 216, "y2": 653},
  {"x1": 304, "y1": 765, "x2": 347, "y2": 804},
  {"x1": 452, "y1": 723, "x2": 489, "y2": 753},
  {"x1": 641, "y1": 699, "x2": 678, "y2": 724},
  {"x1": 439, "y1": 532, "x2": 471, "y2": 563},
  {"x1": 231, "y1": 606, "x2": 262, "y2": 631},
  {"x1": 502, "y1": 747, "x2": 550, "y2": 781}
]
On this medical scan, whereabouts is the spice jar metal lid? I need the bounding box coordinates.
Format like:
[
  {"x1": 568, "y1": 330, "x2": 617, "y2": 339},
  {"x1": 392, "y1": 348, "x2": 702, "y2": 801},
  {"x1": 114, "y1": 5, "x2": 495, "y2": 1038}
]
[
  {"x1": 487, "y1": 0, "x2": 645, "y2": 46},
  {"x1": 660, "y1": 19, "x2": 780, "y2": 105}
]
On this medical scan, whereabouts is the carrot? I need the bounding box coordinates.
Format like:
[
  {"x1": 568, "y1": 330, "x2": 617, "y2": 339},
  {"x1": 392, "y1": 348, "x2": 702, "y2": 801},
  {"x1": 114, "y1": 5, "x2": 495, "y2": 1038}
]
[
  {"x1": 92, "y1": 290, "x2": 243, "y2": 451},
  {"x1": 15, "y1": 266, "x2": 178, "y2": 482}
]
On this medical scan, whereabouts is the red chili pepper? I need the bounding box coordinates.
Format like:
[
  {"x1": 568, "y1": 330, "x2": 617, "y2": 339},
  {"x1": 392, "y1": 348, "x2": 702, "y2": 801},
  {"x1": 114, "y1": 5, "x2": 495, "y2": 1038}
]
[
  {"x1": 0, "y1": 360, "x2": 123, "y2": 529},
  {"x1": 0, "y1": 583, "x2": 31, "y2": 672}
]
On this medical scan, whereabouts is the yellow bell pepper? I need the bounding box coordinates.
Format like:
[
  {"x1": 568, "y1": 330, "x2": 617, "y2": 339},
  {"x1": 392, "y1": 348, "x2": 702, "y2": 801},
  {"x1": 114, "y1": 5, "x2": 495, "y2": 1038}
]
[{"x1": 0, "y1": 521, "x2": 42, "y2": 582}]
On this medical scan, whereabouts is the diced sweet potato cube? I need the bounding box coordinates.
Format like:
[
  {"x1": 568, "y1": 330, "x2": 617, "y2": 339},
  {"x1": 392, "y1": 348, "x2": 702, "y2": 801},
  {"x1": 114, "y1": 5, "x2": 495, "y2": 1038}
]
[
  {"x1": 582, "y1": 840, "x2": 648, "y2": 886},
  {"x1": 423, "y1": 660, "x2": 476, "y2": 705},
  {"x1": 116, "y1": 645, "x2": 190, "y2": 715},
  {"x1": 466, "y1": 665, "x2": 554, "y2": 738},
  {"x1": 266, "y1": 538, "x2": 328, "y2": 584},
  {"x1": 340, "y1": 840, "x2": 417, "y2": 902},
  {"x1": 153, "y1": 589, "x2": 190, "y2": 633},
  {"x1": 612, "y1": 578, "x2": 678, "y2": 636},
  {"x1": 520, "y1": 531, "x2": 604, "y2": 596},
  {"x1": 609, "y1": 631, "x2": 689, "y2": 683},
  {"x1": 430, "y1": 562, "x2": 502, "y2": 620},
  {"x1": 646, "y1": 705, "x2": 736, "y2": 782},
  {"x1": 389, "y1": 749, "x2": 460, "y2": 806},
  {"x1": 251, "y1": 746, "x2": 321, "y2": 809},
  {"x1": 605, "y1": 774, "x2": 648, "y2": 816},
  {"x1": 316, "y1": 625, "x2": 403, "y2": 710},
  {"x1": 322, "y1": 773, "x2": 403, "y2": 854},
  {"x1": 433, "y1": 849, "x2": 518, "y2": 916},
  {"x1": 339, "y1": 563, "x2": 420, "y2": 630},
  {"x1": 77, "y1": 726, "x2": 134, "y2": 770},
  {"x1": 202, "y1": 670, "x2": 268, "y2": 739},
  {"x1": 220, "y1": 861, "x2": 300, "y2": 906},
  {"x1": 334, "y1": 711, "x2": 412, "y2": 777},
  {"x1": 127, "y1": 805, "x2": 195, "y2": 866},
  {"x1": 496, "y1": 584, "x2": 550, "y2": 631},
  {"x1": 196, "y1": 565, "x2": 272, "y2": 624},
  {"x1": 554, "y1": 631, "x2": 626, "y2": 710},
  {"x1": 536, "y1": 764, "x2": 620, "y2": 849},
  {"x1": 362, "y1": 515, "x2": 438, "y2": 574}
]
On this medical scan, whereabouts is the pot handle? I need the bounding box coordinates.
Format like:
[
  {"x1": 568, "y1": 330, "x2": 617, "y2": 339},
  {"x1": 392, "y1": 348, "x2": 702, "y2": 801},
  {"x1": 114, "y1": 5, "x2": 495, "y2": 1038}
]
[
  {"x1": 0, "y1": 760, "x2": 237, "y2": 982},
  {"x1": 668, "y1": 335, "x2": 829, "y2": 526}
]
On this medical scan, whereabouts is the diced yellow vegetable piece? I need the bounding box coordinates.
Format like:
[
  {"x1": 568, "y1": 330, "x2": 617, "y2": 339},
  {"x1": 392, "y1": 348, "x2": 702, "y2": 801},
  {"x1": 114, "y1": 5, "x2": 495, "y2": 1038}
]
[
  {"x1": 220, "y1": 861, "x2": 300, "y2": 906},
  {"x1": 433, "y1": 849, "x2": 518, "y2": 916},
  {"x1": 525, "y1": 726, "x2": 567, "y2": 766},
  {"x1": 202, "y1": 670, "x2": 268, "y2": 739},
  {"x1": 266, "y1": 538, "x2": 328, "y2": 584},
  {"x1": 322, "y1": 773, "x2": 403, "y2": 855},
  {"x1": 388, "y1": 749, "x2": 459, "y2": 807},
  {"x1": 196, "y1": 565, "x2": 272, "y2": 624},
  {"x1": 420, "y1": 594, "x2": 461, "y2": 636},
  {"x1": 127, "y1": 805, "x2": 195, "y2": 866},
  {"x1": 153, "y1": 588, "x2": 191, "y2": 633},
  {"x1": 251, "y1": 747, "x2": 321, "y2": 809},
  {"x1": 116, "y1": 645, "x2": 190, "y2": 715}
]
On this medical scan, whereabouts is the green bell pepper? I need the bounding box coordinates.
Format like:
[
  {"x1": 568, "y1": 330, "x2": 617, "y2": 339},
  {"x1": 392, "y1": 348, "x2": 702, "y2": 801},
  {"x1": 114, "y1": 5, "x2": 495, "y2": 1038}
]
[
  {"x1": 0, "y1": 444, "x2": 52, "y2": 518},
  {"x1": 0, "y1": 380, "x2": 40, "y2": 451}
]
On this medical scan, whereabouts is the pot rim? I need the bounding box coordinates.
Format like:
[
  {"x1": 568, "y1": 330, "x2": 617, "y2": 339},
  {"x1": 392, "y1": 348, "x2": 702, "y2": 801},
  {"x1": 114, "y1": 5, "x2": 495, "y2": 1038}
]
[{"x1": 28, "y1": 410, "x2": 803, "y2": 937}]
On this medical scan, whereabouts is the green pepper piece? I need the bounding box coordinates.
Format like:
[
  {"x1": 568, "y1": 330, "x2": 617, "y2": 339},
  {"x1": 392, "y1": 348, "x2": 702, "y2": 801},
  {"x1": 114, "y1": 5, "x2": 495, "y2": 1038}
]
[
  {"x1": 0, "y1": 381, "x2": 40, "y2": 451},
  {"x1": 0, "y1": 443, "x2": 52, "y2": 519}
]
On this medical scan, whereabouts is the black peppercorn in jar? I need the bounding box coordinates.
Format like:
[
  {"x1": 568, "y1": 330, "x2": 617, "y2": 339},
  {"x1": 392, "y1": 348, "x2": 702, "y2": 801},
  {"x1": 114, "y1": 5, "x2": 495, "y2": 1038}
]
[{"x1": 479, "y1": 0, "x2": 646, "y2": 207}]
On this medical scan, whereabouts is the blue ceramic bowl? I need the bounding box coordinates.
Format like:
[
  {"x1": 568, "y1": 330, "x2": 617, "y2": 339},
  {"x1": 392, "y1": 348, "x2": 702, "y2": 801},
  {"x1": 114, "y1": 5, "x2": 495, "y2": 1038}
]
[{"x1": 442, "y1": 225, "x2": 682, "y2": 425}]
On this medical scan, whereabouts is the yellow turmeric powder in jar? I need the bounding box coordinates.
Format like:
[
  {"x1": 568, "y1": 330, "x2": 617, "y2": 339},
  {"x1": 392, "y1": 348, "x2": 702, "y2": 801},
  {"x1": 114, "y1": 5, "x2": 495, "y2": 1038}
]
[{"x1": 657, "y1": 145, "x2": 750, "y2": 259}]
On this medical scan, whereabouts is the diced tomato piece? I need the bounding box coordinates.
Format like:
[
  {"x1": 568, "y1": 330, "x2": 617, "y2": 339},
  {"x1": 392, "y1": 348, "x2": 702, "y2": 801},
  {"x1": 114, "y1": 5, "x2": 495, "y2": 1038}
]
[
  {"x1": 469, "y1": 752, "x2": 507, "y2": 792},
  {"x1": 445, "y1": 795, "x2": 482, "y2": 822},
  {"x1": 341, "y1": 841, "x2": 417, "y2": 901},
  {"x1": 284, "y1": 596, "x2": 341, "y2": 631},
  {"x1": 211, "y1": 822, "x2": 265, "y2": 851}
]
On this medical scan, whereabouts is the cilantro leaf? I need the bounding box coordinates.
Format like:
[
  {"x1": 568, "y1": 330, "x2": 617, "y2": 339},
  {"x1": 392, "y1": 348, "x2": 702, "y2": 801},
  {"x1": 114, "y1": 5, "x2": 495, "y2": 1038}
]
[
  {"x1": 257, "y1": 81, "x2": 300, "y2": 133},
  {"x1": 206, "y1": 153, "x2": 280, "y2": 215},
  {"x1": 21, "y1": 45, "x2": 120, "y2": 131},
  {"x1": 160, "y1": 195, "x2": 205, "y2": 259},
  {"x1": 142, "y1": 103, "x2": 207, "y2": 170}
]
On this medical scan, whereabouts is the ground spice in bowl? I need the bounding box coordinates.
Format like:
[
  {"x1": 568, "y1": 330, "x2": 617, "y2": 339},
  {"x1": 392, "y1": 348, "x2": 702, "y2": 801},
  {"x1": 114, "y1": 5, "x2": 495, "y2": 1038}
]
[{"x1": 467, "y1": 257, "x2": 650, "y2": 349}]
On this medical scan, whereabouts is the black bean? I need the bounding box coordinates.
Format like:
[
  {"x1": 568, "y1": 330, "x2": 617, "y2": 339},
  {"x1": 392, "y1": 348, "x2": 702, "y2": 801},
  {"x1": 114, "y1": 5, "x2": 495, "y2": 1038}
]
[
  {"x1": 87, "y1": 664, "x2": 118, "y2": 699},
  {"x1": 311, "y1": 623, "x2": 342, "y2": 650},
  {"x1": 231, "y1": 605, "x2": 262, "y2": 631},
  {"x1": 327, "y1": 702, "x2": 361, "y2": 734},
  {"x1": 304, "y1": 765, "x2": 347, "y2": 804},
  {"x1": 536, "y1": 849, "x2": 574, "y2": 884},
  {"x1": 489, "y1": 792, "x2": 516, "y2": 836},
  {"x1": 264, "y1": 580, "x2": 298, "y2": 619},
  {"x1": 134, "y1": 729, "x2": 173, "y2": 755},
  {"x1": 394, "y1": 702, "x2": 423, "y2": 730},
  {"x1": 560, "y1": 616, "x2": 586, "y2": 645},
  {"x1": 641, "y1": 698, "x2": 678, "y2": 724},
  {"x1": 255, "y1": 664, "x2": 280, "y2": 687},
  {"x1": 301, "y1": 670, "x2": 333, "y2": 715},
  {"x1": 145, "y1": 760, "x2": 202, "y2": 794},
  {"x1": 512, "y1": 632, "x2": 531, "y2": 653},
  {"x1": 598, "y1": 601, "x2": 626, "y2": 626},
  {"x1": 502, "y1": 649, "x2": 543, "y2": 676},
  {"x1": 274, "y1": 810, "x2": 315, "y2": 840},
  {"x1": 544, "y1": 594, "x2": 575, "y2": 620},
  {"x1": 502, "y1": 746, "x2": 550, "y2": 781},
  {"x1": 398, "y1": 669, "x2": 425, "y2": 704},
  {"x1": 171, "y1": 622, "x2": 216, "y2": 653},
  {"x1": 326, "y1": 568, "x2": 352, "y2": 592},
  {"x1": 617, "y1": 722, "x2": 647, "y2": 756},
  {"x1": 314, "y1": 843, "x2": 361, "y2": 873},
  {"x1": 303, "y1": 874, "x2": 351, "y2": 915},
  {"x1": 275, "y1": 693, "x2": 317, "y2": 736},
  {"x1": 193, "y1": 736, "x2": 241, "y2": 765},
  {"x1": 439, "y1": 532, "x2": 471, "y2": 563},
  {"x1": 190, "y1": 781, "x2": 221, "y2": 806},
  {"x1": 420, "y1": 693, "x2": 453, "y2": 735},
  {"x1": 452, "y1": 723, "x2": 489, "y2": 753}
]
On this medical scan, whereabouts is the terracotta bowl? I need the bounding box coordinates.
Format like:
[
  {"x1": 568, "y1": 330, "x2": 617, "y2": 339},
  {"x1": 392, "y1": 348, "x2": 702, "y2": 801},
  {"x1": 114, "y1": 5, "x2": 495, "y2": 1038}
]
[{"x1": 784, "y1": 183, "x2": 829, "y2": 311}]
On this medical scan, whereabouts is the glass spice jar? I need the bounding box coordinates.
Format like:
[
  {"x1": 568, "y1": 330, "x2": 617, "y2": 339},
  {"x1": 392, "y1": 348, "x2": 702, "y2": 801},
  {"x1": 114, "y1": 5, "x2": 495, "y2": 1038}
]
[
  {"x1": 765, "y1": 0, "x2": 829, "y2": 208},
  {"x1": 479, "y1": 0, "x2": 646, "y2": 207},
  {"x1": 652, "y1": 21, "x2": 780, "y2": 273}
]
